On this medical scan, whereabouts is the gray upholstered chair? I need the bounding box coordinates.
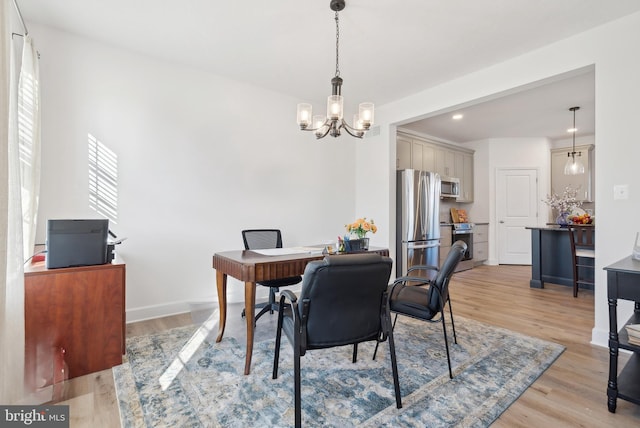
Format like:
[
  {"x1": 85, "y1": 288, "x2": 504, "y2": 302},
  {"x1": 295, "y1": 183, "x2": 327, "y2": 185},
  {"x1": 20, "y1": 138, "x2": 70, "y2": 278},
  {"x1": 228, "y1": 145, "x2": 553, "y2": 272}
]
[{"x1": 272, "y1": 253, "x2": 402, "y2": 428}]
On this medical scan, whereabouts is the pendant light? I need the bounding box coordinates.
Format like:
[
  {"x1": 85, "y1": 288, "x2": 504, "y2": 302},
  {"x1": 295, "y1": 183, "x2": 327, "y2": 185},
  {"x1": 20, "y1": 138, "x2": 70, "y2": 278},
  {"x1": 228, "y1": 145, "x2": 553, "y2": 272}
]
[
  {"x1": 296, "y1": 0, "x2": 374, "y2": 139},
  {"x1": 564, "y1": 106, "x2": 585, "y2": 175}
]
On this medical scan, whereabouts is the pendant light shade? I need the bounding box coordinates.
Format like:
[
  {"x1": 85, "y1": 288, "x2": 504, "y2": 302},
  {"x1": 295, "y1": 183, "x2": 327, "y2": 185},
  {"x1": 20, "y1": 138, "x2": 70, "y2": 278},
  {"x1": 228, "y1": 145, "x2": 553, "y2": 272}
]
[
  {"x1": 564, "y1": 155, "x2": 585, "y2": 175},
  {"x1": 564, "y1": 106, "x2": 585, "y2": 175}
]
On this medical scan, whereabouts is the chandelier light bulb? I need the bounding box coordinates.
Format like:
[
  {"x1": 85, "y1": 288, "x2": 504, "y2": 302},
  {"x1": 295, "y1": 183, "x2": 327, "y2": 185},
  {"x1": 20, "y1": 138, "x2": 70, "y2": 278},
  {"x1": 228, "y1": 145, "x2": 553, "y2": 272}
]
[
  {"x1": 359, "y1": 102, "x2": 374, "y2": 127},
  {"x1": 353, "y1": 114, "x2": 363, "y2": 130},
  {"x1": 313, "y1": 115, "x2": 327, "y2": 137},
  {"x1": 327, "y1": 95, "x2": 343, "y2": 120},
  {"x1": 297, "y1": 103, "x2": 312, "y2": 129}
]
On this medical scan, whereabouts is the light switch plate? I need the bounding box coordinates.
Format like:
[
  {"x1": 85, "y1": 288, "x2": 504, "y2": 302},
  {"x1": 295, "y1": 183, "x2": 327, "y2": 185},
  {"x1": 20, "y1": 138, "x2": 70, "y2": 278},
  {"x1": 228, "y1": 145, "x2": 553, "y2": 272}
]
[{"x1": 614, "y1": 184, "x2": 629, "y2": 200}]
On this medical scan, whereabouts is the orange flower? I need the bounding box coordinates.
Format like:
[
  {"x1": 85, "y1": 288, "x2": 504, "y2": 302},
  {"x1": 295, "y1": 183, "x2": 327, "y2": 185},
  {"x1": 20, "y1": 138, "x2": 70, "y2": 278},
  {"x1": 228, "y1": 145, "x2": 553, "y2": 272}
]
[{"x1": 345, "y1": 217, "x2": 377, "y2": 239}]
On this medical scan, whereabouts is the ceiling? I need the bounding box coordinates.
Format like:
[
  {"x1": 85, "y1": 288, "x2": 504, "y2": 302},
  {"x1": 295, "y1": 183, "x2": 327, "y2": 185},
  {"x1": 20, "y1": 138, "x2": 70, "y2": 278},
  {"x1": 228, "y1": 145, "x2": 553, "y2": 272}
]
[
  {"x1": 15, "y1": 1, "x2": 640, "y2": 142},
  {"x1": 401, "y1": 68, "x2": 595, "y2": 143}
]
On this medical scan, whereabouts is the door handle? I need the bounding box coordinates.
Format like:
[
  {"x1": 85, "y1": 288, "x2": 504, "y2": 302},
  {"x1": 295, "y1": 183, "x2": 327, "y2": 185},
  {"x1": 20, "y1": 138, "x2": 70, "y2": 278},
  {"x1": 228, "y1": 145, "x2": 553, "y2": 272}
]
[{"x1": 499, "y1": 220, "x2": 505, "y2": 223}]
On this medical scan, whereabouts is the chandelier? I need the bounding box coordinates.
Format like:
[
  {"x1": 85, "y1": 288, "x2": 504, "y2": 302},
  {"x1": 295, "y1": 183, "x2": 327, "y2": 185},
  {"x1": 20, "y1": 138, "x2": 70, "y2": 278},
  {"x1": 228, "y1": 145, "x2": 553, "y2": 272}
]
[
  {"x1": 296, "y1": 0, "x2": 374, "y2": 139},
  {"x1": 564, "y1": 106, "x2": 585, "y2": 175}
]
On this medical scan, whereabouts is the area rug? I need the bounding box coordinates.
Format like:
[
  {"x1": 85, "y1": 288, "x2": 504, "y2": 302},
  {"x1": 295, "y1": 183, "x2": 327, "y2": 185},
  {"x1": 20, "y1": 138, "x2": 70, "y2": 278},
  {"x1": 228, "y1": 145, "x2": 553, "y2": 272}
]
[{"x1": 113, "y1": 315, "x2": 564, "y2": 427}]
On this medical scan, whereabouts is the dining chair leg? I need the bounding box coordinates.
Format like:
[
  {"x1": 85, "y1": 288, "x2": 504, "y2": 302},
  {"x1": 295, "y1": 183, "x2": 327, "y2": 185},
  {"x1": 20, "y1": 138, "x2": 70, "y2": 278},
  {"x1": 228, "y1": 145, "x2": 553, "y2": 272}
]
[
  {"x1": 272, "y1": 305, "x2": 284, "y2": 379},
  {"x1": 385, "y1": 314, "x2": 402, "y2": 409},
  {"x1": 294, "y1": 344, "x2": 302, "y2": 428},
  {"x1": 373, "y1": 313, "x2": 399, "y2": 360},
  {"x1": 447, "y1": 299, "x2": 458, "y2": 344},
  {"x1": 573, "y1": 259, "x2": 579, "y2": 298},
  {"x1": 269, "y1": 287, "x2": 278, "y2": 314},
  {"x1": 440, "y1": 311, "x2": 453, "y2": 379},
  {"x1": 352, "y1": 344, "x2": 358, "y2": 363}
]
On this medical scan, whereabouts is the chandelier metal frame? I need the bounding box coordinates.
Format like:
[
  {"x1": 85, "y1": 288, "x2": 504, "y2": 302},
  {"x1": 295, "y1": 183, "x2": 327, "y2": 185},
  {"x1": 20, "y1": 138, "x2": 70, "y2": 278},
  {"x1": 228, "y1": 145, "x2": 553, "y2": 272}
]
[{"x1": 296, "y1": 0, "x2": 374, "y2": 139}]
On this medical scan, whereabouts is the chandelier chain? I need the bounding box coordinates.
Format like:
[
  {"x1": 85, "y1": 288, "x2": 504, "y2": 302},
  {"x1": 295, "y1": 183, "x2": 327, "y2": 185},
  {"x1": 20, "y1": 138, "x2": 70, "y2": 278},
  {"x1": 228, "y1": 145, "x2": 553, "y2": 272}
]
[{"x1": 335, "y1": 11, "x2": 340, "y2": 77}]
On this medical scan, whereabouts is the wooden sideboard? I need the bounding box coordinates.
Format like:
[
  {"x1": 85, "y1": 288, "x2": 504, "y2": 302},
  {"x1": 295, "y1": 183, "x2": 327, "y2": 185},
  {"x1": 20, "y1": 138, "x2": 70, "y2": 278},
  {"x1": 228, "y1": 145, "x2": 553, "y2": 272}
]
[{"x1": 24, "y1": 261, "x2": 126, "y2": 390}]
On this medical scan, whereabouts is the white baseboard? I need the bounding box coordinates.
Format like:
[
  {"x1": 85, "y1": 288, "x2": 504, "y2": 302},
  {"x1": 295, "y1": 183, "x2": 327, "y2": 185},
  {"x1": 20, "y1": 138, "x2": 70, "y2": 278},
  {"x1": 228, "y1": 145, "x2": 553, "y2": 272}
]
[
  {"x1": 591, "y1": 326, "x2": 609, "y2": 348},
  {"x1": 125, "y1": 284, "x2": 303, "y2": 324}
]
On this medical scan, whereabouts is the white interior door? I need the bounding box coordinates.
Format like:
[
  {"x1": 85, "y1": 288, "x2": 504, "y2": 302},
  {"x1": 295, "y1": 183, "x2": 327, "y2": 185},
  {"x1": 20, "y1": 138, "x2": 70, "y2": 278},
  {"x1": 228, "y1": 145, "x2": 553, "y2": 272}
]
[{"x1": 496, "y1": 168, "x2": 538, "y2": 264}]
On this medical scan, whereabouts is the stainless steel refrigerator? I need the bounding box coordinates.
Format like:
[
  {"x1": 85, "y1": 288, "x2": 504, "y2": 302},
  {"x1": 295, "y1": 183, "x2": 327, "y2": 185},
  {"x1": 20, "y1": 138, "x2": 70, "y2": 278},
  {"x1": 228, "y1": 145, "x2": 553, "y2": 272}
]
[{"x1": 396, "y1": 169, "x2": 441, "y2": 280}]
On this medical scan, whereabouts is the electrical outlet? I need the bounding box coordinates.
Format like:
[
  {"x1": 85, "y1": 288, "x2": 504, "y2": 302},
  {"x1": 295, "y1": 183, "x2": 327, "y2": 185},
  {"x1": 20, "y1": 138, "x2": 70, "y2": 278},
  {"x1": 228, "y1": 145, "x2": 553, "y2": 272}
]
[{"x1": 614, "y1": 184, "x2": 629, "y2": 200}]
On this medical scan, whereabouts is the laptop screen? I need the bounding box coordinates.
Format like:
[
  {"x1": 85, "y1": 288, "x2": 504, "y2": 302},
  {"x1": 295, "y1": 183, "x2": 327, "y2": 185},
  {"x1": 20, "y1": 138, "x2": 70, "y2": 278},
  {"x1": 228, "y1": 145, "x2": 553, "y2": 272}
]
[{"x1": 45, "y1": 219, "x2": 109, "y2": 269}]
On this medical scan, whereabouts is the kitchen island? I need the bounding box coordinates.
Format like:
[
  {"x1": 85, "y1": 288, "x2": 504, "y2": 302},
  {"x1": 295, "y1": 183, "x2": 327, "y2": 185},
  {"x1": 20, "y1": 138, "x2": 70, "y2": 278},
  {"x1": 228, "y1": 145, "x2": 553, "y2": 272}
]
[{"x1": 527, "y1": 225, "x2": 594, "y2": 290}]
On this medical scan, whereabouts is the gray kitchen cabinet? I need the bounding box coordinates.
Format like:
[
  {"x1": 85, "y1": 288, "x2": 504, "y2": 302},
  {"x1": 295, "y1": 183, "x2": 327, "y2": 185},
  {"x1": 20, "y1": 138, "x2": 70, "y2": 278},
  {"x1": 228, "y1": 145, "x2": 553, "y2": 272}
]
[
  {"x1": 397, "y1": 131, "x2": 474, "y2": 202},
  {"x1": 455, "y1": 151, "x2": 474, "y2": 202},
  {"x1": 422, "y1": 144, "x2": 436, "y2": 172},
  {"x1": 436, "y1": 147, "x2": 455, "y2": 178},
  {"x1": 439, "y1": 225, "x2": 452, "y2": 263},
  {"x1": 550, "y1": 144, "x2": 594, "y2": 202},
  {"x1": 412, "y1": 141, "x2": 424, "y2": 170},
  {"x1": 473, "y1": 223, "x2": 488, "y2": 265},
  {"x1": 396, "y1": 134, "x2": 412, "y2": 170}
]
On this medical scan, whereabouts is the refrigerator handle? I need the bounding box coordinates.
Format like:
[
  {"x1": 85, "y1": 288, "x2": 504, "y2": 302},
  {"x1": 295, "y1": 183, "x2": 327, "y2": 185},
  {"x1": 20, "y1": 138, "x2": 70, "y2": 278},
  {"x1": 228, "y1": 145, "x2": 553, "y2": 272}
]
[
  {"x1": 420, "y1": 173, "x2": 428, "y2": 237},
  {"x1": 407, "y1": 242, "x2": 440, "y2": 249}
]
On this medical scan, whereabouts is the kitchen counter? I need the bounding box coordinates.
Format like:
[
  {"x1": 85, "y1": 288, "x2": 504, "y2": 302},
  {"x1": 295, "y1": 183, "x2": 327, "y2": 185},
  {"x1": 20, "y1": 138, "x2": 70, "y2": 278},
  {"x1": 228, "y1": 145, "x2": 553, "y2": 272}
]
[
  {"x1": 527, "y1": 225, "x2": 570, "y2": 231},
  {"x1": 527, "y1": 225, "x2": 595, "y2": 290}
]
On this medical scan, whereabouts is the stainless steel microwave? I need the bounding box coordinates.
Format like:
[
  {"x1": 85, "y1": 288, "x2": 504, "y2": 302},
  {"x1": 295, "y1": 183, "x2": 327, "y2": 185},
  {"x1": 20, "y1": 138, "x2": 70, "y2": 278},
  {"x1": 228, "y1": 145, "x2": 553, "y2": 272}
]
[{"x1": 441, "y1": 176, "x2": 460, "y2": 198}]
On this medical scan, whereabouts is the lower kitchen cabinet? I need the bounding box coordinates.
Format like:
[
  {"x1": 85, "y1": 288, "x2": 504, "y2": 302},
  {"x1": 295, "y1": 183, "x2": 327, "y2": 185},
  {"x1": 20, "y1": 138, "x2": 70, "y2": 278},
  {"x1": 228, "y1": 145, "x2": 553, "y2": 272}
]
[
  {"x1": 440, "y1": 225, "x2": 452, "y2": 263},
  {"x1": 473, "y1": 223, "x2": 488, "y2": 265}
]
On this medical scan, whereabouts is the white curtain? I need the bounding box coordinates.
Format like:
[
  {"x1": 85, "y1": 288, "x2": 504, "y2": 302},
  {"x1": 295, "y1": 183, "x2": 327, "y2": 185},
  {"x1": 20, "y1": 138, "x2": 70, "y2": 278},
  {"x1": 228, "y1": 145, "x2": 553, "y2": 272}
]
[
  {"x1": 18, "y1": 35, "x2": 40, "y2": 261},
  {"x1": 1, "y1": 0, "x2": 26, "y2": 404},
  {"x1": 1, "y1": 0, "x2": 39, "y2": 404}
]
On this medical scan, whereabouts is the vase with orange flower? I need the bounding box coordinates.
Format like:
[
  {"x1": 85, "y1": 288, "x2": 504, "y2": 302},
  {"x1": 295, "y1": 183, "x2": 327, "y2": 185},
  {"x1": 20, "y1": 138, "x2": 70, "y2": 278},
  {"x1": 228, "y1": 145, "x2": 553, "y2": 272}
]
[{"x1": 344, "y1": 217, "x2": 377, "y2": 251}]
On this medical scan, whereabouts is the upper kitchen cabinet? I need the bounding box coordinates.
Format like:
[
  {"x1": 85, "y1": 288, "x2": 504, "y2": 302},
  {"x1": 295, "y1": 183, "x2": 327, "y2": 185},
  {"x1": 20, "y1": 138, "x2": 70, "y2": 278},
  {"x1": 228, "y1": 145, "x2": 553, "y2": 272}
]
[
  {"x1": 435, "y1": 147, "x2": 455, "y2": 178},
  {"x1": 397, "y1": 133, "x2": 427, "y2": 170},
  {"x1": 551, "y1": 144, "x2": 594, "y2": 202},
  {"x1": 397, "y1": 131, "x2": 475, "y2": 202},
  {"x1": 455, "y1": 151, "x2": 474, "y2": 202},
  {"x1": 397, "y1": 134, "x2": 412, "y2": 170}
]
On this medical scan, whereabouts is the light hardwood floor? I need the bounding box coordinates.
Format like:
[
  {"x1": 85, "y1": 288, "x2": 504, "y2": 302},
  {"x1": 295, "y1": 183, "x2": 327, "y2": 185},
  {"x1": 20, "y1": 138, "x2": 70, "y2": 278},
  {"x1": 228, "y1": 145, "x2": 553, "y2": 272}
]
[{"x1": 51, "y1": 264, "x2": 640, "y2": 427}]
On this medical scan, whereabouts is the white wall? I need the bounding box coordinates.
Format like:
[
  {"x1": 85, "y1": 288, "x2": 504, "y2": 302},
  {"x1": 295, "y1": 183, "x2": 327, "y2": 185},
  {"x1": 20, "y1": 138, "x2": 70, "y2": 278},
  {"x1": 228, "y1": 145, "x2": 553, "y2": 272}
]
[
  {"x1": 357, "y1": 11, "x2": 640, "y2": 347},
  {"x1": 31, "y1": 24, "x2": 361, "y2": 321},
  {"x1": 465, "y1": 138, "x2": 551, "y2": 265},
  {"x1": 31, "y1": 11, "x2": 640, "y2": 342}
]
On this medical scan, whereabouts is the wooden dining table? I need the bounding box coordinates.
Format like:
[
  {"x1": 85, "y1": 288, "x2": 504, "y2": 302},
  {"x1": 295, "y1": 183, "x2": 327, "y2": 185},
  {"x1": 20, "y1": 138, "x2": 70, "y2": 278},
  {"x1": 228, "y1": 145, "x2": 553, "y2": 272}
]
[{"x1": 212, "y1": 246, "x2": 389, "y2": 374}]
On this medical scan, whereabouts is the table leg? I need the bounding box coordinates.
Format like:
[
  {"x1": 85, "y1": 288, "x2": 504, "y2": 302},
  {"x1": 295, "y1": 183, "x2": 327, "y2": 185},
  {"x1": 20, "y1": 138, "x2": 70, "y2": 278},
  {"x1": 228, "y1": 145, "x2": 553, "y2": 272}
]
[
  {"x1": 244, "y1": 281, "x2": 257, "y2": 375},
  {"x1": 607, "y1": 297, "x2": 619, "y2": 413},
  {"x1": 215, "y1": 271, "x2": 227, "y2": 343}
]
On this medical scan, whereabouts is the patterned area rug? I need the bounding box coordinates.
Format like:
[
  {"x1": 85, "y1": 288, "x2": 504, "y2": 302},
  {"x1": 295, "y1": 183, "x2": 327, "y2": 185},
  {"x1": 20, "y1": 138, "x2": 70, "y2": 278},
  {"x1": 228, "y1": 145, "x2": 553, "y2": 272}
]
[{"x1": 113, "y1": 315, "x2": 564, "y2": 427}]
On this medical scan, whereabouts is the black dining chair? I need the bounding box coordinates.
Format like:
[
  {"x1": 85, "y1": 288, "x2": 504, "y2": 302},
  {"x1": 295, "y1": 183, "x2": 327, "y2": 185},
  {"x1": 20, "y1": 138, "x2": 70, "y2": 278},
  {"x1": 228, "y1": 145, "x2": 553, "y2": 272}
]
[
  {"x1": 241, "y1": 229, "x2": 302, "y2": 322},
  {"x1": 374, "y1": 240, "x2": 467, "y2": 379},
  {"x1": 567, "y1": 225, "x2": 595, "y2": 297},
  {"x1": 272, "y1": 253, "x2": 402, "y2": 428}
]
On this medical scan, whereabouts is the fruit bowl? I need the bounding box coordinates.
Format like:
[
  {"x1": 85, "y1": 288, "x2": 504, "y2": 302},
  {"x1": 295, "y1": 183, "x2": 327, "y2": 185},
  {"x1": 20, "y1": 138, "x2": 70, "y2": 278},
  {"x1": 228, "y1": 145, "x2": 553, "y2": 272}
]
[{"x1": 570, "y1": 214, "x2": 593, "y2": 224}]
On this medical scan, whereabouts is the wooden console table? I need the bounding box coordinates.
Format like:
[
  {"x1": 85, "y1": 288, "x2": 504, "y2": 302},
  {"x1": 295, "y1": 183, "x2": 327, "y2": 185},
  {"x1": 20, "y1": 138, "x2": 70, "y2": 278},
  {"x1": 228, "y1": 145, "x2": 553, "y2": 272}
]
[
  {"x1": 604, "y1": 256, "x2": 640, "y2": 412},
  {"x1": 24, "y1": 262, "x2": 126, "y2": 390},
  {"x1": 212, "y1": 247, "x2": 389, "y2": 375}
]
